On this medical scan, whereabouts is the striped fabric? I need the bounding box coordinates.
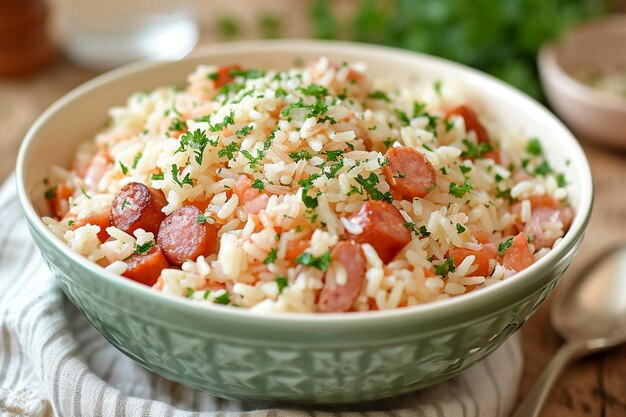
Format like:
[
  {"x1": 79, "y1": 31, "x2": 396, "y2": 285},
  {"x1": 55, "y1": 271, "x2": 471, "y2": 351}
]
[{"x1": 0, "y1": 175, "x2": 523, "y2": 417}]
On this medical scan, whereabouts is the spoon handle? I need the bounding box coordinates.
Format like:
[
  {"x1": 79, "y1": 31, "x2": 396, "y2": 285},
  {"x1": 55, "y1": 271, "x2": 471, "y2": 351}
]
[{"x1": 511, "y1": 341, "x2": 587, "y2": 417}]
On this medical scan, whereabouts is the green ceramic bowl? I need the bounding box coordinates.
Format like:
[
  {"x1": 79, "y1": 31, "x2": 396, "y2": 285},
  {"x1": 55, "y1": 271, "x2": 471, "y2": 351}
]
[{"x1": 16, "y1": 40, "x2": 593, "y2": 404}]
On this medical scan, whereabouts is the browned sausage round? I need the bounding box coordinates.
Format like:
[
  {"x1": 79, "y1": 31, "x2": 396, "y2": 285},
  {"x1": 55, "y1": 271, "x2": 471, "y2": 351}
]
[
  {"x1": 318, "y1": 241, "x2": 366, "y2": 313},
  {"x1": 383, "y1": 147, "x2": 437, "y2": 200},
  {"x1": 123, "y1": 244, "x2": 169, "y2": 286},
  {"x1": 347, "y1": 200, "x2": 412, "y2": 263},
  {"x1": 446, "y1": 105, "x2": 490, "y2": 144},
  {"x1": 157, "y1": 205, "x2": 218, "y2": 266},
  {"x1": 110, "y1": 182, "x2": 167, "y2": 235}
]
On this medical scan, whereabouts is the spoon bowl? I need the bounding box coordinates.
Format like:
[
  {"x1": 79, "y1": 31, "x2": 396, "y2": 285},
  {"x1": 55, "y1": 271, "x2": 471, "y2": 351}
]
[{"x1": 551, "y1": 244, "x2": 626, "y2": 345}]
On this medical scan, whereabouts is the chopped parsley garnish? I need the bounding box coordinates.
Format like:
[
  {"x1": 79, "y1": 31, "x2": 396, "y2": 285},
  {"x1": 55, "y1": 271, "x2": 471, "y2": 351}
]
[
  {"x1": 169, "y1": 118, "x2": 186, "y2": 132},
  {"x1": 67, "y1": 219, "x2": 75, "y2": 226},
  {"x1": 289, "y1": 149, "x2": 313, "y2": 161},
  {"x1": 263, "y1": 248, "x2": 278, "y2": 265},
  {"x1": 171, "y1": 164, "x2": 193, "y2": 187},
  {"x1": 274, "y1": 87, "x2": 288, "y2": 98},
  {"x1": 460, "y1": 165, "x2": 472, "y2": 174},
  {"x1": 294, "y1": 251, "x2": 332, "y2": 271},
  {"x1": 456, "y1": 223, "x2": 466, "y2": 233},
  {"x1": 81, "y1": 188, "x2": 91, "y2": 199},
  {"x1": 526, "y1": 138, "x2": 543, "y2": 156},
  {"x1": 44, "y1": 187, "x2": 56, "y2": 199},
  {"x1": 367, "y1": 90, "x2": 391, "y2": 102},
  {"x1": 240, "y1": 149, "x2": 265, "y2": 170},
  {"x1": 249, "y1": 178, "x2": 264, "y2": 190},
  {"x1": 461, "y1": 139, "x2": 493, "y2": 159},
  {"x1": 413, "y1": 101, "x2": 426, "y2": 116},
  {"x1": 121, "y1": 199, "x2": 132, "y2": 210},
  {"x1": 495, "y1": 173, "x2": 504, "y2": 182},
  {"x1": 449, "y1": 181, "x2": 473, "y2": 198},
  {"x1": 298, "y1": 173, "x2": 322, "y2": 209},
  {"x1": 119, "y1": 161, "x2": 129, "y2": 175},
  {"x1": 394, "y1": 109, "x2": 411, "y2": 125},
  {"x1": 177, "y1": 129, "x2": 214, "y2": 165},
  {"x1": 404, "y1": 222, "x2": 418, "y2": 235},
  {"x1": 298, "y1": 84, "x2": 329, "y2": 98},
  {"x1": 132, "y1": 152, "x2": 142, "y2": 169},
  {"x1": 134, "y1": 240, "x2": 154, "y2": 255},
  {"x1": 419, "y1": 225, "x2": 431, "y2": 238},
  {"x1": 556, "y1": 173, "x2": 567, "y2": 188},
  {"x1": 275, "y1": 275, "x2": 288, "y2": 293},
  {"x1": 280, "y1": 99, "x2": 304, "y2": 117},
  {"x1": 235, "y1": 125, "x2": 252, "y2": 137},
  {"x1": 422, "y1": 144, "x2": 434, "y2": 152},
  {"x1": 185, "y1": 288, "x2": 194, "y2": 298},
  {"x1": 217, "y1": 142, "x2": 240, "y2": 160},
  {"x1": 354, "y1": 173, "x2": 393, "y2": 203},
  {"x1": 383, "y1": 138, "x2": 397, "y2": 148},
  {"x1": 498, "y1": 237, "x2": 514, "y2": 256},
  {"x1": 214, "y1": 291, "x2": 231, "y2": 305},
  {"x1": 197, "y1": 214, "x2": 206, "y2": 224},
  {"x1": 207, "y1": 110, "x2": 235, "y2": 132},
  {"x1": 203, "y1": 290, "x2": 211, "y2": 299},
  {"x1": 534, "y1": 161, "x2": 552, "y2": 176},
  {"x1": 440, "y1": 167, "x2": 448, "y2": 175},
  {"x1": 434, "y1": 80, "x2": 442, "y2": 95},
  {"x1": 151, "y1": 172, "x2": 164, "y2": 181},
  {"x1": 445, "y1": 119, "x2": 455, "y2": 132},
  {"x1": 434, "y1": 257, "x2": 455, "y2": 277},
  {"x1": 229, "y1": 68, "x2": 266, "y2": 79}
]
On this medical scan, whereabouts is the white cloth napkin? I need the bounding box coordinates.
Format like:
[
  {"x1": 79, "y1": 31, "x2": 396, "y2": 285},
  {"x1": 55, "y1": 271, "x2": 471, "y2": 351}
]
[{"x1": 0, "y1": 175, "x2": 523, "y2": 417}]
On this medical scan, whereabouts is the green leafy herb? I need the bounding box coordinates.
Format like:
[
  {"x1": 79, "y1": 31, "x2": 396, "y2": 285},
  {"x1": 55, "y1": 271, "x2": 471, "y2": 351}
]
[
  {"x1": 177, "y1": 129, "x2": 213, "y2": 165},
  {"x1": 434, "y1": 80, "x2": 442, "y2": 95},
  {"x1": 185, "y1": 288, "x2": 194, "y2": 298},
  {"x1": 67, "y1": 219, "x2": 75, "y2": 226},
  {"x1": 449, "y1": 181, "x2": 473, "y2": 198},
  {"x1": 121, "y1": 199, "x2": 132, "y2": 210},
  {"x1": 526, "y1": 138, "x2": 543, "y2": 155},
  {"x1": 229, "y1": 68, "x2": 266, "y2": 79},
  {"x1": 240, "y1": 149, "x2": 265, "y2": 170},
  {"x1": 419, "y1": 225, "x2": 431, "y2": 238},
  {"x1": 217, "y1": 143, "x2": 240, "y2": 160},
  {"x1": 251, "y1": 178, "x2": 265, "y2": 190},
  {"x1": 235, "y1": 126, "x2": 252, "y2": 137},
  {"x1": 171, "y1": 164, "x2": 193, "y2": 187},
  {"x1": 460, "y1": 165, "x2": 472, "y2": 174},
  {"x1": 383, "y1": 138, "x2": 397, "y2": 148},
  {"x1": 263, "y1": 248, "x2": 278, "y2": 264},
  {"x1": 534, "y1": 161, "x2": 552, "y2": 176},
  {"x1": 298, "y1": 173, "x2": 322, "y2": 209},
  {"x1": 294, "y1": 251, "x2": 332, "y2": 271},
  {"x1": 214, "y1": 291, "x2": 231, "y2": 305},
  {"x1": 44, "y1": 187, "x2": 56, "y2": 199},
  {"x1": 275, "y1": 275, "x2": 288, "y2": 293},
  {"x1": 81, "y1": 188, "x2": 91, "y2": 199},
  {"x1": 289, "y1": 149, "x2": 313, "y2": 161},
  {"x1": 132, "y1": 153, "x2": 142, "y2": 169},
  {"x1": 498, "y1": 237, "x2": 514, "y2": 256},
  {"x1": 556, "y1": 173, "x2": 567, "y2": 188},
  {"x1": 119, "y1": 161, "x2": 129, "y2": 175},
  {"x1": 456, "y1": 223, "x2": 466, "y2": 233},
  {"x1": 434, "y1": 257, "x2": 456, "y2": 277},
  {"x1": 134, "y1": 240, "x2": 154, "y2": 255},
  {"x1": 367, "y1": 90, "x2": 391, "y2": 102},
  {"x1": 169, "y1": 118, "x2": 186, "y2": 132},
  {"x1": 298, "y1": 84, "x2": 329, "y2": 98},
  {"x1": 151, "y1": 172, "x2": 164, "y2": 181},
  {"x1": 354, "y1": 173, "x2": 393, "y2": 203},
  {"x1": 394, "y1": 109, "x2": 410, "y2": 125},
  {"x1": 461, "y1": 139, "x2": 493, "y2": 159},
  {"x1": 197, "y1": 214, "x2": 206, "y2": 224}
]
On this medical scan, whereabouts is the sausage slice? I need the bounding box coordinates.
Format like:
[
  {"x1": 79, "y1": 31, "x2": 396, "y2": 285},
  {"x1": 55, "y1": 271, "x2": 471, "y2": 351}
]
[
  {"x1": 318, "y1": 241, "x2": 366, "y2": 313},
  {"x1": 123, "y1": 244, "x2": 169, "y2": 286},
  {"x1": 110, "y1": 182, "x2": 167, "y2": 235},
  {"x1": 157, "y1": 205, "x2": 218, "y2": 266},
  {"x1": 347, "y1": 200, "x2": 412, "y2": 263},
  {"x1": 383, "y1": 147, "x2": 437, "y2": 200},
  {"x1": 446, "y1": 105, "x2": 490, "y2": 143}
]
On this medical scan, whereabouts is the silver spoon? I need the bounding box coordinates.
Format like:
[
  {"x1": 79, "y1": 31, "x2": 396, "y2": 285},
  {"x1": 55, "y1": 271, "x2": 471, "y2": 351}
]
[{"x1": 511, "y1": 244, "x2": 626, "y2": 417}]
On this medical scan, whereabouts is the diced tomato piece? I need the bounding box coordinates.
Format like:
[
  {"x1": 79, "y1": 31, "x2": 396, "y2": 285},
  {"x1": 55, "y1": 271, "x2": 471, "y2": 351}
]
[
  {"x1": 212, "y1": 64, "x2": 241, "y2": 89},
  {"x1": 285, "y1": 238, "x2": 310, "y2": 262},
  {"x1": 47, "y1": 183, "x2": 73, "y2": 219},
  {"x1": 233, "y1": 174, "x2": 261, "y2": 205}
]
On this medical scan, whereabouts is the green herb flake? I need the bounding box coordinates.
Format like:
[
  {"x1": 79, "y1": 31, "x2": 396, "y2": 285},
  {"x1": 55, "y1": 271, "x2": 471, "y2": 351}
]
[
  {"x1": 203, "y1": 290, "x2": 211, "y2": 299},
  {"x1": 44, "y1": 187, "x2": 56, "y2": 199},
  {"x1": 419, "y1": 225, "x2": 431, "y2": 238},
  {"x1": 67, "y1": 219, "x2": 75, "y2": 227},
  {"x1": 171, "y1": 164, "x2": 193, "y2": 187},
  {"x1": 197, "y1": 214, "x2": 206, "y2": 224},
  {"x1": 132, "y1": 152, "x2": 143, "y2": 169},
  {"x1": 217, "y1": 142, "x2": 240, "y2": 160},
  {"x1": 214, "y1": 291, "x2": 231, "y2": 305},
  {"x1": 434, "y1": 257, "x2": 455, "y2": 277},
  {"x1": 289, "y1": 149, "x2": 313, "y2": 162},
  {"x1": 251, "y1": 178, "x2": 265, "y2": 190},
  {"x1": 235, "y1": 125, "x2": 253, "y2": 137},
  {"x1": 526, "y1": 138, "x2": 543, "y2": 156},
  {"x1": 263, "y1": 247, "x2": 278, "y2": 265},
  {"x1": 449, "y1": 181, "x2": 473, "y2": 198},
  {"x1": 498, "y1": 237, "x2": 514, "y2": 256},
  {"x1": 185, "y1": 288, "x2": 194, "y2": 298},
  {"x1": 367, "y1": 90, "x2": 391, "y2": 102},
  {"x1": 394, "y1": 109, "x2": 410, "y2": 126},
  {"x1": 134, "y1": 240, "x2": 154, "y2": 255},
  {"x1": 298, "y1": 84, "x2": 329, "y2": 98},
  {"x1": 354, "y1": 173, "x2": 393, "y2": 203},
  {"x1": 121, "y1": 199, "x2": 132, "y2": 210},
  {"x1": 275, "y1": 275, "x2": 288, "y2": 293},
  {"x1": 456, "y1": 223, "x2": 466, "y2": 233},
  {"x1": 556, "y1": 173, "x2": 567, "y2": 188},
  {"x1": 81, "y1": 188, "x2": 91, "y2": 199},
  {"x1": 460, "y1": 165, "x2": 472, "y2": 174},
  {"x1": 119, "y1": 161, "x2": 129, "y2": 175},
  {"x1": 169, "y1": 118, "x2": 186, "y2": 132},
  {"x1": 151, "y1": 172, "x2": 164, "y2": 181},
  {"x1": 294, "y1": 251, "x2": 332, "y2": 271},
  {"x1": 534, "y1": 161, "x2": 552, "y2": 176}
]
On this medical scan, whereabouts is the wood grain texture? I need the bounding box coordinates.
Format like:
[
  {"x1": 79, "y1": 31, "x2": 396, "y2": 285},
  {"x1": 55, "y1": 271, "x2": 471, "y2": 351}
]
[{"x1": 0, "y1": 17, "x2": 625, "y2": 416}]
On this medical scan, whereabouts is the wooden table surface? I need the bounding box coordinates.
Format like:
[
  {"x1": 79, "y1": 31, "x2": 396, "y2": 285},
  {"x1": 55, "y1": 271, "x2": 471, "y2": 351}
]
[{"x1": 2, "y1": 35, "x2": 626, "y2": 417}]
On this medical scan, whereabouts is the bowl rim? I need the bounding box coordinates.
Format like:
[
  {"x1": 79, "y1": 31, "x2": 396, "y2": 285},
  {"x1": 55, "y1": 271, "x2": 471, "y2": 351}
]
[
  {"x1": 538, "y1": 16, "x2": 626, "y2": 110},
  {"x1": 16, "y1": 39, "x2": 594, "y2": 324}
]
